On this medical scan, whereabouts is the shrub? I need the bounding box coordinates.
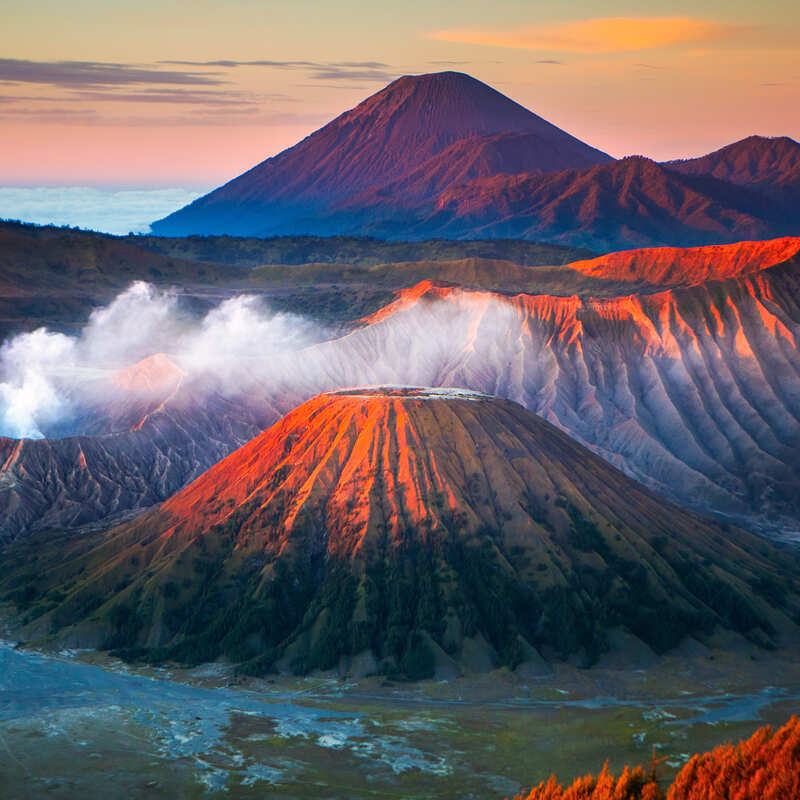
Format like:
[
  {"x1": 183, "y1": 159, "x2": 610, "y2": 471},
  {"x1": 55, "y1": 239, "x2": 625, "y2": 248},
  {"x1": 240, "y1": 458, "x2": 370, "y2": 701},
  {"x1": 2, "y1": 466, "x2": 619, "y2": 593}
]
[
  {"x1": 514, "y1": 763, "x2": 663, "y2": 799},
  {"x1": 667, "y1": 715, "x2": 800, "y2": 800},
  {"x1": 510, "y1": 717, "x2": 800, "y2": 800}
]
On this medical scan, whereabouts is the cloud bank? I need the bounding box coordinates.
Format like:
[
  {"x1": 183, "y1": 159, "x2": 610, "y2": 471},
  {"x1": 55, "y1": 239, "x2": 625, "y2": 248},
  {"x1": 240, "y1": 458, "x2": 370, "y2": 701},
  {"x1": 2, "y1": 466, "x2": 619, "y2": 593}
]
[
  {"x1": 0, "y1": 186, "x2": 208, "y2": 235},
  {"x1": 0, "y1": 282, "x2": 324, "y2": 438},
  {"x1": 0, "y1": 59, "x2": 224, "y2": 88}
]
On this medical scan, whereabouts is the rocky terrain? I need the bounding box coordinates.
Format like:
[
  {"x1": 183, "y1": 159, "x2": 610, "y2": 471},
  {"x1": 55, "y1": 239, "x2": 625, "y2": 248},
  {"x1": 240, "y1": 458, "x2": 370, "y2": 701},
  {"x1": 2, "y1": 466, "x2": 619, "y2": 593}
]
[
  {"x1": 311, "y1": 260, "x2": 800, "y2": 537},
  {"x1": 3, "y1": 236, "x2": 800, "y2": 542},
  {"x1": 0, "y1": 373, "x2": 276, "y2": 543}
]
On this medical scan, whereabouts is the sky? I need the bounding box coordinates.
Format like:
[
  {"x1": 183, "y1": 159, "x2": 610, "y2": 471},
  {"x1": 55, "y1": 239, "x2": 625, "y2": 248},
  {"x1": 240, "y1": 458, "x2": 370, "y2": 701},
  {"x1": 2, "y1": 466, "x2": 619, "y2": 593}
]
[{"x1": 1, "y1": 0, "x2": 799, "y2": 193}]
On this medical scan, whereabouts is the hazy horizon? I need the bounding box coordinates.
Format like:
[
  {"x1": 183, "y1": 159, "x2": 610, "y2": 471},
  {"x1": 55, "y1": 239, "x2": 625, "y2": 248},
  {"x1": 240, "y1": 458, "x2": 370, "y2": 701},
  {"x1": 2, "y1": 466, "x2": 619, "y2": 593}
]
[{"x1": 0, "y1": 186, "x2": 208, "y2": 235}]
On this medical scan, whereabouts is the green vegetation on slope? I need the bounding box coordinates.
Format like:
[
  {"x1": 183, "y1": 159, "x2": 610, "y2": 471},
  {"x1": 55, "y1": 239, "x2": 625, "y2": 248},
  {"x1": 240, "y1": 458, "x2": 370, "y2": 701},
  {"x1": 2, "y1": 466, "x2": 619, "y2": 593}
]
[{"x1": 2, "y1": 392, "x2": 798, "y2": 679}]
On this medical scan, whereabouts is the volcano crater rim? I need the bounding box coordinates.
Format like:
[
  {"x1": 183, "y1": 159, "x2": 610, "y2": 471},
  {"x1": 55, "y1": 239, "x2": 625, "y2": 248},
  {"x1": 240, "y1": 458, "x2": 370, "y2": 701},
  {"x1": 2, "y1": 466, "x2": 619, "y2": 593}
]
[{"x1": 325, "y1": 385, "x2": 495, "y2": 401}]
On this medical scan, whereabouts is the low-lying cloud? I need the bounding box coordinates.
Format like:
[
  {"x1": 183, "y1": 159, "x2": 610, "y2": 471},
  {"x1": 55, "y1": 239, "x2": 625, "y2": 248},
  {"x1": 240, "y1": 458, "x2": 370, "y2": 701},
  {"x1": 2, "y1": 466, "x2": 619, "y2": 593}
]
[
  {"x1": 0, "y1": 282, "x2": 325, "y2": 438},
  {"x1": 0, "y1": 186, "x2": 208, "y2": 235}
]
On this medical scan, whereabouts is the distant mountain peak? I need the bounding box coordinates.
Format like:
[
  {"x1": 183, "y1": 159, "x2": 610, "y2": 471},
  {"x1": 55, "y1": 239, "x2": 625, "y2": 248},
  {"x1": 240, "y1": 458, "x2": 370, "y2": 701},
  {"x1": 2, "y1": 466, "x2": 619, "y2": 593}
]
[
  {"x1": 151, "y1": 71, "x2": 611, "y2": 237},
  {"x1": 347, "y1": 70, "x2": 546, "y2": 133}
]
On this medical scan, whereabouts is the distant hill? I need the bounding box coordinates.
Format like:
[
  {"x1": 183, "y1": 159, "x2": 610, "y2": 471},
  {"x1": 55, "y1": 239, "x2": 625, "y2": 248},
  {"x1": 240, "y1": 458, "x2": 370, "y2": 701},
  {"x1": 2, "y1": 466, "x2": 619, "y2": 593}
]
[
  {"x1": 131, "y1": 230, "x2": 593, "y2": 268},
  {"x1": 0, "y1": 221, "x2": 249, "y2": 339},
  {"x1": 0, "y1": 220, "x2": 247, "y2": 295},
  {"x1": 4, "y1": 388, "x2": 797, "y2": 678},
  {"x1": 667, "y1": 135, "x2": 800, "y2": 197}
]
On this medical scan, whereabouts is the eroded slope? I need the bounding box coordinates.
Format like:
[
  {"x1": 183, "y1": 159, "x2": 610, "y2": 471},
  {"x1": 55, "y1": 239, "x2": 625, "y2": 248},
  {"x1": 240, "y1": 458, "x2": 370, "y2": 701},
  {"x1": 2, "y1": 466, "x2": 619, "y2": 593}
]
[{"x1": 4, "y1": 389, "x2": 797, "y2": 678}]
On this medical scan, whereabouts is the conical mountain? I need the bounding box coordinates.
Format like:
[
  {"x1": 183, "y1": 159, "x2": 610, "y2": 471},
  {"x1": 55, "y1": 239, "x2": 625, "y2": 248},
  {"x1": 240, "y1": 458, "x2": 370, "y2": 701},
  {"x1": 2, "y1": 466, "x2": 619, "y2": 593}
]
[
  {"x1": 151, "y1": 72, "x2": 611, "y2": 237},
  {"x1": 5, "y1": 388, "x2": 797, "y2": 678}
]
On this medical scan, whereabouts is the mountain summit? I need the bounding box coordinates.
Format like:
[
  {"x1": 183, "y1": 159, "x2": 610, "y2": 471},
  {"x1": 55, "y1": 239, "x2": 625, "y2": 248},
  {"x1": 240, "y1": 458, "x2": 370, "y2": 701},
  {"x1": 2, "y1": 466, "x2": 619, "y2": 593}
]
[
  {"x1": 151, "y1": 72, "x2": 611, "y2": 237},
  {"x1": 6, "y1": 388, "x2": 797, "y2": 678}
]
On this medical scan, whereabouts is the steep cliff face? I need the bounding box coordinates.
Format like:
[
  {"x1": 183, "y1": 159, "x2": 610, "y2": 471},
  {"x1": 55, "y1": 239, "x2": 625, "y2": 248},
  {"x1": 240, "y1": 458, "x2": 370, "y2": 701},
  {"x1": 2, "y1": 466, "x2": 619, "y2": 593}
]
[
  {"x1": 271, "y1": 256, "x2": 800, "y2": 536},
  {"x1": 5, "y1": 389, "x2": 797, "y2": 677},
  {"x1": 0, "y1": 372, "x2": 279, "y2": 543}
]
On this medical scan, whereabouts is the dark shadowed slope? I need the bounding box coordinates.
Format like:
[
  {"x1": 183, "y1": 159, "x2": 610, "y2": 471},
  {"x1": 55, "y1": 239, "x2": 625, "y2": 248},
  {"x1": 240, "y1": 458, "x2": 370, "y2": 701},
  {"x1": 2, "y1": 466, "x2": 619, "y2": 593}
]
[
  {"x1": 151, "y1": 72, "x2": 611, "y2": 237},
  {"x1": 3, "y1": 388, "x2": 798, "y2": 678},
  {"x1": 0, "y1": 221, "x2": 248, "y2": 295},
  {"x1": 0, "y1": 221, "x2": 251, "y2": 339}
]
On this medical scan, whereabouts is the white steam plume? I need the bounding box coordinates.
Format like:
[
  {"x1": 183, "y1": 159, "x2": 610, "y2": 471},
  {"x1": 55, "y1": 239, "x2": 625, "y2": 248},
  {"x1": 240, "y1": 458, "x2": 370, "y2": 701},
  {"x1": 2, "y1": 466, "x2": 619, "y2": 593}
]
[{"x1": 0, "y1": 282, "x2": 324, "y2": 439}]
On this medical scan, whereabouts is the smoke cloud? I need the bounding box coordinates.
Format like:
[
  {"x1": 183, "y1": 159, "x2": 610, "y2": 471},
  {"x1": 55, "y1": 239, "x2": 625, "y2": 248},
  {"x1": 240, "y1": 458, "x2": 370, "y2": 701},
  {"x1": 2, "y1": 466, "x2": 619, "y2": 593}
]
[{"x1": 0, "y1": 282, "x2": 325, "y2": 439}]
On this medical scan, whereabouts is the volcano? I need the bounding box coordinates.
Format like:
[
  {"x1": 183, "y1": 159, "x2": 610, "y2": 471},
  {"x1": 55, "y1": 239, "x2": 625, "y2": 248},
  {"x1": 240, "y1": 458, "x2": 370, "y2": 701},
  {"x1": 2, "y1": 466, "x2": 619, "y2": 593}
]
[
  {"x1": 5, "y1": 236, "x2": 800, "y2": 543},
  {"x1": 150, "y1": 74, "x2": 800, "y2": 248},
  {"x1": 6, "y1": 388, "x2": 797, "y2": 679},
  {"x1": 151, "y1": 71, "x2": 611, "y2": 237}
]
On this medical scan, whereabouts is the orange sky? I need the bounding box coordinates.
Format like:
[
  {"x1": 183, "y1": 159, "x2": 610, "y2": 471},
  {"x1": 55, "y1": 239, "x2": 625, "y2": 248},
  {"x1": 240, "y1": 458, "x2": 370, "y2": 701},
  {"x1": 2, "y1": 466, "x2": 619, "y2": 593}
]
[{"x1": 1, "y1": 2, "x2": 798, "y2": 187}]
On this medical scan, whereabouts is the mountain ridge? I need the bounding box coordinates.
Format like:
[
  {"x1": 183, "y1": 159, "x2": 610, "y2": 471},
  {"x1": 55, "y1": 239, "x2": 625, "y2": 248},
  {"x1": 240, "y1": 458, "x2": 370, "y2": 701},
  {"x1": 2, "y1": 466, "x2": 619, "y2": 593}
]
[
  {"x1": 667, "y1": 135, "x2": 800, "y2": 193},
  {"x1": 566, "y1": 236, "x2": 800, "y2": 285},
  {"x1": 151, "y1": 75, "x2": 800, "y2": 249},
  {"x1": 4, "y1": 240, "x2": 800, "y2": 543}
]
